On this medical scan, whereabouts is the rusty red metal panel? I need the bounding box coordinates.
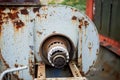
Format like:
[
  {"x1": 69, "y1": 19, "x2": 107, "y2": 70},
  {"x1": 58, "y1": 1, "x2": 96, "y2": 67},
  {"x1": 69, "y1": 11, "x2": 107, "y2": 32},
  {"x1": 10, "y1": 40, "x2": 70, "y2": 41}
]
[
  {"x1": 86, "y1": 0, "x2": 94, "y2": 20},
  {"x1": 99, "y1": 34, "x2": 120, "y2": 56},
  {"x1": 86, "y1": 0, "x2": 120, "y2": 56}
]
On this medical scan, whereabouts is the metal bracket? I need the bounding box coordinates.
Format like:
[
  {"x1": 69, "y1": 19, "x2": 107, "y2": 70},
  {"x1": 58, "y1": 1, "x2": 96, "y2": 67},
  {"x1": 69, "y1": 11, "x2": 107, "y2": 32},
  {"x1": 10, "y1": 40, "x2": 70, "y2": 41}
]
[{"x1": 34, "y1": 61, "x2": 87, "y2": 80}]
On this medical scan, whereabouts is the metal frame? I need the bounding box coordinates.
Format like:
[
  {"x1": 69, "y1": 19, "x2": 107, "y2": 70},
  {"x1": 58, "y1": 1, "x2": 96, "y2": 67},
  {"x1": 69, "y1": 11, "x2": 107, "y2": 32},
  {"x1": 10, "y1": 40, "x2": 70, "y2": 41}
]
[
  {"x1": 99, "y1": 34, "x2": 120, "y2": 56},
  {"x1": 0, "y1": 5, "x2": 99, "y2": 79},
  {"x1": 34, "y1": 61, "x2": 87, "y2": 80},
  {"x1": 86, "y1": 0, "x2": 120, "y2": 56}
]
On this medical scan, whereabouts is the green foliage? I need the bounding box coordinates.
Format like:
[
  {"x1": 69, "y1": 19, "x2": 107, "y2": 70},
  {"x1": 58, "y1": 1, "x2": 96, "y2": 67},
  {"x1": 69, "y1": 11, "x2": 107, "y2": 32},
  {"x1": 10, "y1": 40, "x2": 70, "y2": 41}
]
[
  {"x1": 61, "y1": 0, "x2": 86, "y2": 12},
  {"x1": 49, "y1": 0, "x2": 86, "y2": 12},
  {"x1": 49, "y1": 0, "x2": 55, "y2": 4}
]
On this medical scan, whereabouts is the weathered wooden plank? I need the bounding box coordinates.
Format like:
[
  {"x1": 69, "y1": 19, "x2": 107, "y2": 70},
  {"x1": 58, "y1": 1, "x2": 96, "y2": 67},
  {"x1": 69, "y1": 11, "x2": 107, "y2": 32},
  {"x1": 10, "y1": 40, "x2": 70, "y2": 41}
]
[
  {"x1": 110, "y1": 0, "x2": 120, "y2": 42},
  {"x1": 101, "y1": 0, "x2": 112, "y2": 36},
  {"x1": 94, "y1": 0, "x2": 102, "y2": 32}
]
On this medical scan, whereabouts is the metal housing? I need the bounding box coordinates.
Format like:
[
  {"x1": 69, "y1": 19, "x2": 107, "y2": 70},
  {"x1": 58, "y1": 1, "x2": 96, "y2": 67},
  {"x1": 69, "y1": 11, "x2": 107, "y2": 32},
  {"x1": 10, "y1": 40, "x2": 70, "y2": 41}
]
[{"x1": 0, "y1": 5, "x2": 99, "y2": 80}]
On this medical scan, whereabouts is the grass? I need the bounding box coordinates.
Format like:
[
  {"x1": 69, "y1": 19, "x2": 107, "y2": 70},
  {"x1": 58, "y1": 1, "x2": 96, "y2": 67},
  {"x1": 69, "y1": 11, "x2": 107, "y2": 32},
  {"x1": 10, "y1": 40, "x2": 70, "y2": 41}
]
[{"x1": 49, "y1": 0, "x2": 86, "y2": 12}]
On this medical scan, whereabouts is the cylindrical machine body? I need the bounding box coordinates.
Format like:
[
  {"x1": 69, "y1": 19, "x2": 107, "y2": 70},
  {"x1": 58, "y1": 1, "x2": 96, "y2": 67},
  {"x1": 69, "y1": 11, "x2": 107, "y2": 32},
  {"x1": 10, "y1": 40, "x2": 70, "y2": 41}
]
[{"x1": 0, "y1": 5, "x2": 99, "y2": 80}]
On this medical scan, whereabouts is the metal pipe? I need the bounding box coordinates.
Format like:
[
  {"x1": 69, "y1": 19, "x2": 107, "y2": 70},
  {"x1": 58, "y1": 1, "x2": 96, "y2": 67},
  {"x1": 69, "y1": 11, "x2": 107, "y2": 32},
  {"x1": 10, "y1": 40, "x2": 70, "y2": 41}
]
[{"x1": 0, "y1": 66, "x2": 28, "y2": 80}]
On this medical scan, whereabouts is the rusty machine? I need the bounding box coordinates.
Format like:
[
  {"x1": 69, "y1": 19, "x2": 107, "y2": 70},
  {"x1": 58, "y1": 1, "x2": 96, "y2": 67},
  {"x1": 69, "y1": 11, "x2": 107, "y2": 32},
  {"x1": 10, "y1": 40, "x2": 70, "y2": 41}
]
[{"x1": 0, "y1": 0, "x2": 99, "y2": 80}]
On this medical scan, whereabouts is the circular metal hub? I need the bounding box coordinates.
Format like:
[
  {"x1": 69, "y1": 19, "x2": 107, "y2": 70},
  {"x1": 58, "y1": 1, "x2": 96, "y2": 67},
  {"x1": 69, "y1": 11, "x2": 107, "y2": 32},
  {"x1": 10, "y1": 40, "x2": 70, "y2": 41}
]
[
  {"x1": 52, "y1": 54, "x2": 66, "y2": 68},
  {"x1": 40, "y1": 35, "x2": 74, "y2": 68}
]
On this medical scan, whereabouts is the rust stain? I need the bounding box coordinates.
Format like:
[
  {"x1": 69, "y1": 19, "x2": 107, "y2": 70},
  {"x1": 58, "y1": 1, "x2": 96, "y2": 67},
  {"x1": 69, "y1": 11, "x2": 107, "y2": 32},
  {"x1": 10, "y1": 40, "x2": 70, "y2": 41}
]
[
  {"x1": 41, "y1": 6, "x2": 48, "y2": 11},
  {"x1": 72, "y1": 16, "x2": 77, "y2": 20},
  {"x1": 37, "y1": 14, "x2": 40, "y2": 17},
  {"x1": 29, "y1": 58, "x2": 34, "y2": 78},
  {"x1": 20, "y1": 9, "x2": 28, "y2": 15},
  {"x1": 0, "y1": 7, "x2": 5, "y2": 12},
  {"x1": 0, "y1": 49, "x2": 10, "y2": 68},
  {"x1": 84, "y1": 20, "x2": 89, "y2": 28},
  {"x1": 10, "y1": 7, "x2": 19, "y2": 14},
  {"x1": 37, "y1": 31, "x2": 42, "y2": 35},
  {"x1": 88, "y1": 47, "x2": 92, "y2": 50},
  {"x1": 79, "y1": 39, "x2": 82, "y2": 54},
  {"x1": 30, "y1": 51, "x2": 33, "y2": 55},
  {"x1": 80, "y1": 71, "x2": 85, "y2": 76},
  {"x1": 8, "y1": 12, "x2": 19, "y2": 20},
  {"x1": 79, "y1": 19, "x2": 83, "y2": 29},
  {"x1": 45, "y1": 14, "x2": 47, "y2": 19},
  {"x1": 14, "y1": 20, "x2": 25, "y2": 30},
  {"x1": 72, "y1": 16, "x2": 77, "y2": 24},
  {"x1": 85, "y1": 69, "x2": 91, "y2": 75},
  {"x1": 71, "y1": 8, "x2": 78, "y2": 12},
  {"x1": 100, "y1": 62, "x2": 113, "y2": 77},
  {"x1": 113, "y1": 71, "x2": 120, "y2": 80},
  {"x1": 33, "y1": 7, "x2": 40, "y2": 13},
  {"x1": 12, "y1": 74, "x2": 23, "y2": 80},
  {"x1": 74, "y1": 9, "x2": 78, "y2": 12},
  {"x1": 0, "y1": 13, "x2": 6, "y2": 18},
  {"x1": 40, "y1": 14, "x2": 48, "y2": 19},
  {"x1": 103, "y1": 62, "x2": 112, "y2": 73},
  {"x1": 80, "y1": 39, "x2": 82, "y2": 44},
  {"x1": 0, "y1": 23, "x2": 3, "y2": 36},
  {"x1": 14, "y1": 63, "x2": 19, "y2": 68},
  {"x1": 9, "y1": 7, "x2": 18, "y2": 11},
  {"x1": 37, "y1": 14, "x2": 48, "y2": 20},
  {"x1": 88, "y1": 42, "x2": 92, "y2": 53},
  {"x1": 75, "y1": 71, "x2": 79, "y2": 77},
  {"x1": 20, "y1": 65, "x2": 24, "y2": 67},
  {"x1": 7, "y1": 7, "x2": 19, "y2": 20},
  {"x1": 0, "y1": 8, "x2": 5, "y2": 37},
  {"x1": 80, "y1": 54, "x2": 82, "y2": 58}
]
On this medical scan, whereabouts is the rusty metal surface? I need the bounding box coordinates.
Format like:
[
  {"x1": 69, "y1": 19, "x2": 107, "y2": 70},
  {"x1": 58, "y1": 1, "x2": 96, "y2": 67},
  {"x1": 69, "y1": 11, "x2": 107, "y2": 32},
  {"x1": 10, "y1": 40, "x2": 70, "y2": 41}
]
[
  {"x1": 87, "y1": 47, "x2": 120, "y2": 80},
  {"x1": 99, "y1": 34, "x2": 120, "y2": 56},
  {"x1": 37, "y1": 62, "x2": 45, "y2": 79},
  {"x1": 41, "y1": 36, "x2": 71, "y2": 68},
  {"x1": 35, "y1": 61, "x2": 87, "y2": 80},
  {"x1": 33, "y1": 5, "x2": 99, "y2": 74},
  {"x1": 35, "y1": 47, "x2": 120, "y2": 80},
  {"x1": 0, "y1": 0, "x2": 41, "y2": 6},
  {"x1": 0, "y1": 7, "x2": 35, "y2": 80},
  {"x1": 69, "y1": 61, "x2": 82, "y2": 77},
  {"x1": 0, "y1": 66, "x2": 28, "y2": 80},
  {"x1": 0, "y1": 5, "x2": 99, "y2": 79}
]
